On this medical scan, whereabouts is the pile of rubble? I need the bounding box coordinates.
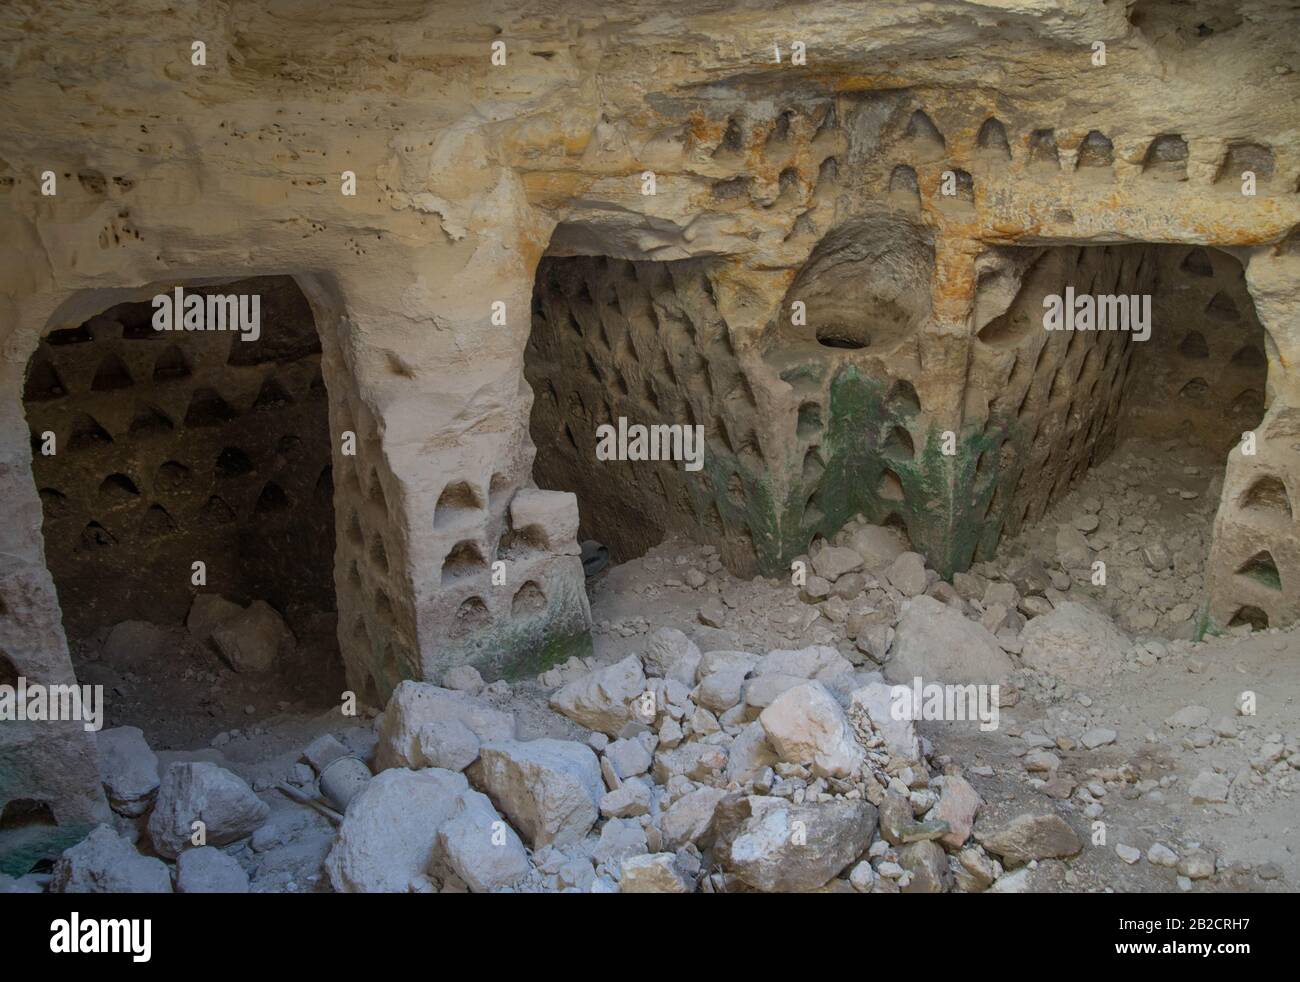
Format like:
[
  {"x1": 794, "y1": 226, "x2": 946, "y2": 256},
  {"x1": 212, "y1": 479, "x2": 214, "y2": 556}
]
[
  {"x1": 9, "y1": 621, "x2": 1090, "y2": 894},
  {"x1": 8, "y1": 503, "x2": 1292, "y2": 893}
]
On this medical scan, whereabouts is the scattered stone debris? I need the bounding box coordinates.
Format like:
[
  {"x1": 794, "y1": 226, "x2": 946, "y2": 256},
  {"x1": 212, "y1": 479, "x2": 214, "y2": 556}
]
[{"x1": 28, "y1": 487, "x2": 1300, "y2": 894}]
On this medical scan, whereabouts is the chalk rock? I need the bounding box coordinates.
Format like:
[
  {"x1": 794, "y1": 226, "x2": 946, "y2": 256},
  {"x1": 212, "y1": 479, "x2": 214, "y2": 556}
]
[
  {"x1": 592, "y1": 817, "x2": 648, "y2": 867},
  {"x1": 811, "y1": 545, "x2": 864, "y2": 581},
  {"x1": 549, "y1": 655, "x2": 647, "y2": 736},
  {"x1": 437, "y1": 789, "x2": 531, "y2": 892},
  {"x1": 712, "y1": 795, "x2": 877, "y2": 893},
  {"x1": 468, "y1": 739, "x2": 604, "y2": 848},
  {"x1": 975, "y1": 812, "x2": 1082, "y2": 867},
  {"x1": 417, "y1": 717, "x2": 482, "y2": 772},
  {"x1": 176, "y1": 846, "x2": 249, "y2": 893},
  {"x1": 96, "y1": 725, "x2": 159, "y2": 817},
  {"x1": 620, "y1": 853, "x2": 690, "y2": 893},
  {"x1": 887, "y1": 596, "x2": 1012, "y2": 684},
  {"x1": 932, "y1": 775, "x2": 982, "y2": 849},
  {"x1": 185, "y1": 594, "x2": 244, "y2": 645},
  {"x1": 210, "y1": 600, "x2": 295, "y2": 674},
  {"x1": 51, "y1": 825, "x2": 172, "y2": 894},
  {"x1": 325, "y1": 767, "x2": 468, "y2": 893},
  {"x1": 754, "y1": 645, "x2": 854, "y2": 680},
  {"x1": 661, "y1": 786, "x2": 727, "y2": 850},
  {"x1": 148, "y1": 762, "x2": 270, "y2": 859},
  {"x1": 759, "y1": 680, "x2": 863, "y2": 778},
  {"x1": 849, "y1": 681, "x2": 920, "y2": 760},
  {"x1": 1018, "y1": 602, "x2": 1128, "y2": 684},
  {"x1": 847, "y1": 523, "x2": 910, "y2": 568},
  {"x1": 885, "y1": 552, "x2": 929, "y2": 597},
  {"x1": 642, "y1": 628, "x2": 702, "y2": 685},
  {"x1": 374, "y1": 681, "x2": 515, "y2": 771}
]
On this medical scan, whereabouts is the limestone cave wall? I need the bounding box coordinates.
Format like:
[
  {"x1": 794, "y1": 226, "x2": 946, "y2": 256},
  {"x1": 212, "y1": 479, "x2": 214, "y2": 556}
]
[
  {"x1": 23, "y1": 276, "x2": 335, "y2": 639},
  {"x1": 2, "y1": 0, "x2": 1299, "y2": 873}
]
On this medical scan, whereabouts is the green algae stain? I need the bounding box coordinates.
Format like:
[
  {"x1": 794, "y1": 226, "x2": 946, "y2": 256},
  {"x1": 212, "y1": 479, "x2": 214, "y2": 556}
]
[{"x1": 610, "y1": 365, "x2": 1033, "y2": 585}]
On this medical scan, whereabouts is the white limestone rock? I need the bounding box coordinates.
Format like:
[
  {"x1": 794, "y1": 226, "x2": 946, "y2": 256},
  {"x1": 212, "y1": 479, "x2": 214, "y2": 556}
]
[
  {"x1": 437, "y1": 789, "x2": 531, "y2": 893},
  {"x1": 210, "y1": 599, "x2": 296, "y2": 674},
  {"x1": 886, "y1": 595, "x2": 1012, "y2": 685},
  {"x1": 175, "y1": 846, "x2": 250, "y2": 893},
  {"x1": 148, "y1": 762, "x2": 270, "y2": 859},
  {"x1": 468, "y1": 739, "x2": 604, "y2": 848},
  {"x1": 374, "y1": 680, "x2": 516, "y2": 771},
  {"x1": 620, "y1": 853, "x2": 690, "y2": 893},
  {"x1": 325, "y1": 767, "x2": 469, "y2": 893},
  {"x1": 548, "y1": 655, "x2": 647, "y2": 736},
  {"x1": 642, "y1": 628, "x2": 702, "y2": 685},
  {"x1": 1018, "y1": 602, "x2": 1128, "y2": 684},
  {"x1": 759, "y1": 680, "x2": 864, "y2": 779},
  {"x1": 96, "y1": 725, "x2": 160, "y2": 817},
  {"x1": 51, "y1": 825, "x2": 172, "y2": 894}
]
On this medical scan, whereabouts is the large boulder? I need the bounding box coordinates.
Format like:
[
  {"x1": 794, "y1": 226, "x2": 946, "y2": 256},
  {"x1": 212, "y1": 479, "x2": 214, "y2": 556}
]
[
  {"x1": 468, "y1": 739, "x2": 604, "y2": 848},
  {"x1": 210, "y1": 600, "x2": 295, "y2": 674},
  {"x1": 759, "y1": 680, "x2": 863, "y2": 778},
  {"x1": 96, "y1": 725, "x2": 160, "y2": 817},
  {"x1": 886, "y1": 595, "x2": 1012, "y2": 684},
  {"x1": 148, "y1": 762, "x2": 269, "y2": 859},
  {"x1": 373, "y1": 681, "x2": 516, "y2": 772},
  {"x1": 548, "y1": 655, "x2": 647, "y2": 735},
  {"x1": 51, "y1": 826, "x2": 172, "y2": 894},
  {"x1": 1018, "y1": 602, "x2": 1128, "y2": 684},
  {"x1": 712, "y1": 796, "x2": 877, "y2": 892},
  {"x1": 325, "y1": 767, "x2": 468, "y2": 893},
  {"x1": 436, "y1": 789, "x2": 531, "y2": 893}
]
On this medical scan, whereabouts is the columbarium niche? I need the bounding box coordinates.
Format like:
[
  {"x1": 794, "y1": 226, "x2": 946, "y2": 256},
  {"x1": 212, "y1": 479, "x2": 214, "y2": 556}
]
[
  {"x1": 526, "y1": 255, "x2": 767, "y2": 575},
  {"x1": 966, "y1": 244, "x2": 1268, "y2": 613},
  {"x1": 21, "y1": 276, "x2": 344, "y2": 740}
]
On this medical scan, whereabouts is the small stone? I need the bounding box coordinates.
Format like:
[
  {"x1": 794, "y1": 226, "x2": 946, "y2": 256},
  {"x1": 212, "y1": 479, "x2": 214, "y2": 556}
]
[
  {"x1": 1188, "y1": 770, "x2": 1230, "y2": 804},
  {"x1": 620, "y1": 853, "x2": 690, "y2": 893},
  {"x1": 885, "y1": 552, "x2": 928, "y2": 598},
  {"x1": 600, "y1": 779, "x2": 652, "y2": 819},
  {"x1": 1081, "y1": 727, "x2": 1117, "y2": 750},
  {"x1": 1177, "y1": 848, "x2": 1216, "y2": 880},
  {"x1": 1147, "y1": 842, "x2": 1178, "y2": 868},
  {"x1": 976, "y1": 812, "x2": 1082, "y2": 867}
]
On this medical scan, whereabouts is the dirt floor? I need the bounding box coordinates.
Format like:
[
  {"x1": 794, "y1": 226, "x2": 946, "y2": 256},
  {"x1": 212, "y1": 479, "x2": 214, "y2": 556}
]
[{"x1": 49, "y1": 433, "x2": 1296, "y2": 893}]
